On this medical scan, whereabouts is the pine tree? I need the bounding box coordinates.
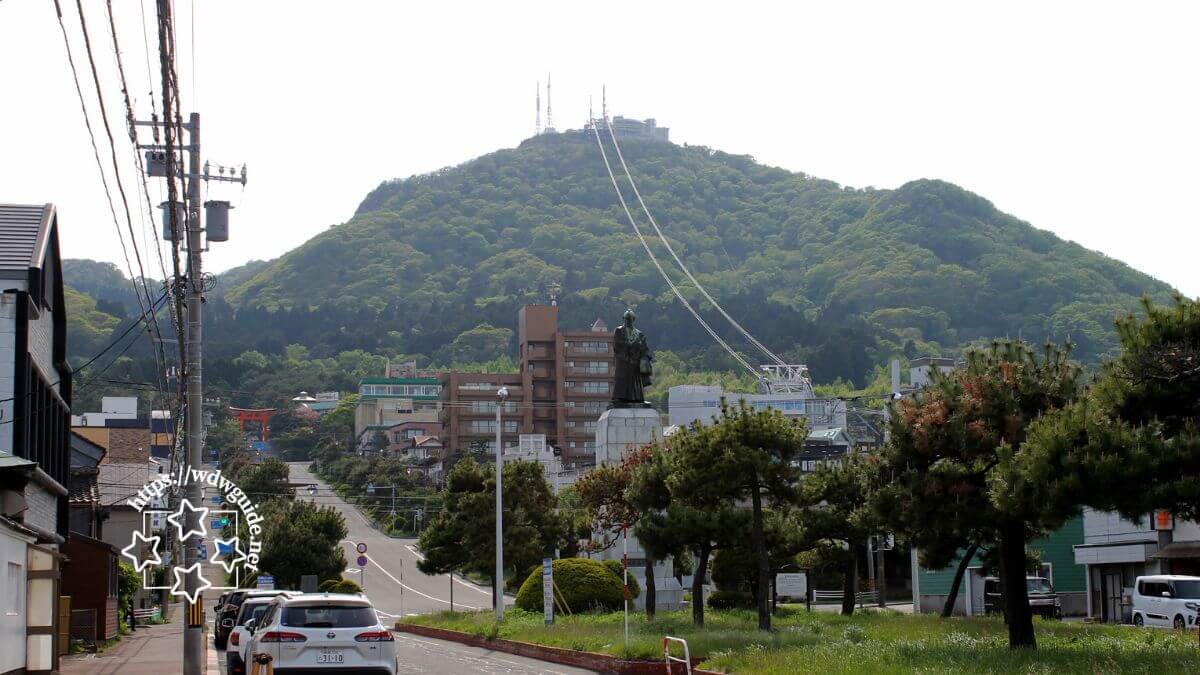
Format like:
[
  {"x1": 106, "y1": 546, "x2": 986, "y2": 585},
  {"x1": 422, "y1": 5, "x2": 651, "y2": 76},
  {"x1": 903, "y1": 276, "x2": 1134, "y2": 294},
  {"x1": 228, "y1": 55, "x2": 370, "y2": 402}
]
[
  {"x1": 798, "y1": 450, "x2": 882, "y2": 615},
  {"x1": 882, "y1": 340, "x2": 1082, "y2": 649}
]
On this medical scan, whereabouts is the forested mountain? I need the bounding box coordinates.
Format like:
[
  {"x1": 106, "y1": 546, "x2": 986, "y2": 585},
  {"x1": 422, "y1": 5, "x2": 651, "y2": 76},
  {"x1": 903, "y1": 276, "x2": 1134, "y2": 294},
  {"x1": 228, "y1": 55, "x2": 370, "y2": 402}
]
[{"x1": 64, "y1": 130, "x2": 1175, "y2": 404}]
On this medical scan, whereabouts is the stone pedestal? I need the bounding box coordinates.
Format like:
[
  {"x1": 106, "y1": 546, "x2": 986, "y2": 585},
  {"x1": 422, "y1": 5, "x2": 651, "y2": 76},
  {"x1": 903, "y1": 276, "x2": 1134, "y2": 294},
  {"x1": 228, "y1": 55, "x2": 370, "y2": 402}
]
[{"x1": 593, "y1": 407, "x2": 663, "y2": 466}]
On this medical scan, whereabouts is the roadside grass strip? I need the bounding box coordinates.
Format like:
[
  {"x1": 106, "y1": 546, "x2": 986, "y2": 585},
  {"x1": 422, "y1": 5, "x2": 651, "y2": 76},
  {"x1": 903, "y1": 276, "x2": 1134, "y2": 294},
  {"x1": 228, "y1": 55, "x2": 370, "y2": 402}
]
[{"x1": 402, "y1": 607, "x2": 1200, "y2": 673}]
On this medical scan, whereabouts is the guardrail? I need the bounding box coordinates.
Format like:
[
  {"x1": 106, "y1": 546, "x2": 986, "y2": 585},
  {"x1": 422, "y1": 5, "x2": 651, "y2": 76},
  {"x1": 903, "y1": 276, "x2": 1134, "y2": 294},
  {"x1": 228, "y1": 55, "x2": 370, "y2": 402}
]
[{"x1": 663, "y1": 636, "x2": 691, "y2": 674}]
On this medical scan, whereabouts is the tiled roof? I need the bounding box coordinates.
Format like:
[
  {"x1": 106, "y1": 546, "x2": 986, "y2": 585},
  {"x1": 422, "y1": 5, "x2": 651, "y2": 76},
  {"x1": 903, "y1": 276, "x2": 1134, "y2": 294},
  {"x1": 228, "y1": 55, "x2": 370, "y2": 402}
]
[
  {"x1": 69, "y1": 468, "x2": 99, "y2": 505},
  {"x1": 97, "y1": 463, "x2": 155, "y2": 506}
]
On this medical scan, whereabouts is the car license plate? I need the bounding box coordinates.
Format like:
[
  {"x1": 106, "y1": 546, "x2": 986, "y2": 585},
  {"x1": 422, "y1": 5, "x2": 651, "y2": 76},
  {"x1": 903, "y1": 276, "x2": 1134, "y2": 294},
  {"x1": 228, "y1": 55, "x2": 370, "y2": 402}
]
[{"x1": 317, "y1": 649, "x2": 344, "y2": 663}]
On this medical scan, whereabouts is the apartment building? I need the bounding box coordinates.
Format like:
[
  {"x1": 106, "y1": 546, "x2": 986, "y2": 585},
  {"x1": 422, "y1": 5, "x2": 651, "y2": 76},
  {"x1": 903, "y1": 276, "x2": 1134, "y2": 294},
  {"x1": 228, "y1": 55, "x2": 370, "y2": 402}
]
[{"x1": 441, "y1": 305, "x2": 614, "y2": 467}]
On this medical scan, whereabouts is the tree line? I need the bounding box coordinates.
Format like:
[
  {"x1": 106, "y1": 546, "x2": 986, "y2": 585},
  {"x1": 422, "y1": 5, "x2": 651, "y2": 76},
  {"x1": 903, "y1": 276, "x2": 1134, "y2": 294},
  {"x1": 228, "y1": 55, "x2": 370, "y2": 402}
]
[{"x1": 416, "y1": 293, "x2": 1200, "y2": 651}]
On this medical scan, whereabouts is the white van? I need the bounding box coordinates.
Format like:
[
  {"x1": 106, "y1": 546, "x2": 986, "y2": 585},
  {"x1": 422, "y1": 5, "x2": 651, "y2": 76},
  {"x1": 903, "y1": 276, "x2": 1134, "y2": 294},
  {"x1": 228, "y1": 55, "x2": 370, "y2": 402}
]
[{"x1": 1131, "y1": 575, "x2": 1200, "y2": 629}]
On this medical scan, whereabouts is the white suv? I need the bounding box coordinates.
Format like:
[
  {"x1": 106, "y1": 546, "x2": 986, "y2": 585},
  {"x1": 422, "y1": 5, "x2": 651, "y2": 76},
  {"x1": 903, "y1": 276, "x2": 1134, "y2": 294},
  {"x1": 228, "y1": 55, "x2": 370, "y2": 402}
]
[
  {"x1": 225, "y1": 592, "x2": 295, "y2": 675},
  {"x1": 1132, "y1": 575, "x2": 1200, "y2": 630},
  {"x1": 246, "y1": 593, "x2": 396, "y2": 675}
]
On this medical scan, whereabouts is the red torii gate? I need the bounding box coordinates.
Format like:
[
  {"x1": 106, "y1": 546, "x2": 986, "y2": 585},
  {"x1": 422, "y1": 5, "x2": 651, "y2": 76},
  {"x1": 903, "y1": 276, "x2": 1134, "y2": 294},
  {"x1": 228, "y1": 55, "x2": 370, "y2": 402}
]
[{"x1": 230, "y1": 407, "x2": 277, "y2": 442}]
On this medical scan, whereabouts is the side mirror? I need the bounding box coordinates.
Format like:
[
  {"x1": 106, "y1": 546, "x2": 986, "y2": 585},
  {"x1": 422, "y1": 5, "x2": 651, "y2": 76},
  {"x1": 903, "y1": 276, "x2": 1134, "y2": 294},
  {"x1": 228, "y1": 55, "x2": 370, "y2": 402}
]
[
  {"x1": 221, "y1": 618, "x2": 234, "y2": 629},
  {"x1": 245, "y1": 618, "x2": 257, "y2": 633},
  {"x1": 1162, "y1": 591, "x2": 1173, "y2": 598}
]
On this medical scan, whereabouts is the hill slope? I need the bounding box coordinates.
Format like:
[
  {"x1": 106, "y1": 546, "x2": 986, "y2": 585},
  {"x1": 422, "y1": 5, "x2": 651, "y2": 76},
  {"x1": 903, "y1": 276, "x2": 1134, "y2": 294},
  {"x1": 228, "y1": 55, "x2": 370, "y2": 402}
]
[{"x1": 219, "y1": 131, "x2": 1171, "y2": 383}]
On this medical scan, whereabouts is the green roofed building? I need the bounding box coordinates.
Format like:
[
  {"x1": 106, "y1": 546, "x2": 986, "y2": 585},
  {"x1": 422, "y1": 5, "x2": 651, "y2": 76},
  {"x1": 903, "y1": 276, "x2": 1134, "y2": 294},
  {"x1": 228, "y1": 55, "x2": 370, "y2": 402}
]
[
  {"x1": 353, "y1": 371, "x2": 442, "y2": 448},
  {"x1": 914, "y1": 517, "x2": 1087, "y2": 617}
]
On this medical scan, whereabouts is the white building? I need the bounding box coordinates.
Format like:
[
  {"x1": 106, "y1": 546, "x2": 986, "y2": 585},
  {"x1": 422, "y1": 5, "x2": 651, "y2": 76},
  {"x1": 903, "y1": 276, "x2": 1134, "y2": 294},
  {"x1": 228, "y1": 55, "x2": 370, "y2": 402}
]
[{"x1": 70, "y1": 395, "x2": 138, "y2": 427}]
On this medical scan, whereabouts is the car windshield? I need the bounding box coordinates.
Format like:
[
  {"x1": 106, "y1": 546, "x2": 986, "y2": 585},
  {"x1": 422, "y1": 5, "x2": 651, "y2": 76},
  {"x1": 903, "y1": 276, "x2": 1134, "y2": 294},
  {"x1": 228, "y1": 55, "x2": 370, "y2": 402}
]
[
  {"x1": 238, "y1": 603, "x2": 270, "y2": 625},
  {"x1": 1173, "y1": 580, "x2": 1200, "y2": 599},
  {"x1": 281, "y1": 605, "x2": 376, "y2": 628},
  {"x1": 1027, "y1": 578, "x2": 1054, "y2": 594}
]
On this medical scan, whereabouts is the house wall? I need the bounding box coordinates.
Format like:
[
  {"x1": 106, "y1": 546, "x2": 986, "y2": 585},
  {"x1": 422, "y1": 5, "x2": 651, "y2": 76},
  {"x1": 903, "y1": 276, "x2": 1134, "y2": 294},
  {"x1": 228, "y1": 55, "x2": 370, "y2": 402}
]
[
  {"x1": 61, "y1": 539, "x2": 117, "y2": 641},
  {"x1": 0, "y1": 291, "x2": 20, "y2": 456},
  {"x1": 919, "y1": 517, "x2": 1088, "y2": 616},
  {"x1": 0, "y1": 527, "x2": 29, "y2": 674}
]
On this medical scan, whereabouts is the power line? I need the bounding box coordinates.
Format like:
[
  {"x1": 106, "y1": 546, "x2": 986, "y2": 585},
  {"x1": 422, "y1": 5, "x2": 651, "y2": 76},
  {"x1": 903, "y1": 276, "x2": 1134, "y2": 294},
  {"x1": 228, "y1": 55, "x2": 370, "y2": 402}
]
[
  {"x1": 603, "y1": 114, "x2": 787, "y2": 368},
  {"x1": 590, "y1": 119, "x2": 759, "y2": 377}
]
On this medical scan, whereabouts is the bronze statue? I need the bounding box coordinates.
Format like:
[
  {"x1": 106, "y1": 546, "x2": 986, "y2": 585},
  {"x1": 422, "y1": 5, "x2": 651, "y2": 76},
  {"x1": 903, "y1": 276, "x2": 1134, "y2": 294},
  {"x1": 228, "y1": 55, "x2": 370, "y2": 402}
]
[{"x1": 612, "y1": 309, "x2": 653, "y2": 408}]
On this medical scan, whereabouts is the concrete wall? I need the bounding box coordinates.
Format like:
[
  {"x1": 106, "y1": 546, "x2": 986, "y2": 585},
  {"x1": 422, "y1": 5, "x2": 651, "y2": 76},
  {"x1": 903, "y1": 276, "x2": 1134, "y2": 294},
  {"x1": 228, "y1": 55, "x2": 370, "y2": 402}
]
[{"x1": 0, "y1": 292, "x2": 19, "y2": 455}]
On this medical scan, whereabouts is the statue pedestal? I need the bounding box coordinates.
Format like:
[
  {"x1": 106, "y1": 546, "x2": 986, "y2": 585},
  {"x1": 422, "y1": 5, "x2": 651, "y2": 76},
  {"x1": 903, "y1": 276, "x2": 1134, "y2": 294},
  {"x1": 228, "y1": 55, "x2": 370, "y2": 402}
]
[{"x1": 594, "y1": 407, "x2": 662, "y2": 466}]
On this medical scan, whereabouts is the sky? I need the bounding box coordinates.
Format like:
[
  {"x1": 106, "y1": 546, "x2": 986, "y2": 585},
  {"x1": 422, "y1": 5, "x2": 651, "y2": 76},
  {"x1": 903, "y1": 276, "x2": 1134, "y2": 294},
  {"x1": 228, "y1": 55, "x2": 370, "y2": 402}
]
[{"x1": 1, "y1": 1, "x2": 1198, "y2": 295}]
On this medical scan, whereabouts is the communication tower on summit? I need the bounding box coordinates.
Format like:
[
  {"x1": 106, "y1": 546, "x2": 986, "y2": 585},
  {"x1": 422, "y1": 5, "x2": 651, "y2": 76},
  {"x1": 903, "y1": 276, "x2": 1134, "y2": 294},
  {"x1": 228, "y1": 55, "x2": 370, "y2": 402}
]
[
  {"x1": 545, "y1": 73, "x2": 556, "y2": 133},
  {"x1": 535, "y1": 80, "x2": 542, "y2": 135}
]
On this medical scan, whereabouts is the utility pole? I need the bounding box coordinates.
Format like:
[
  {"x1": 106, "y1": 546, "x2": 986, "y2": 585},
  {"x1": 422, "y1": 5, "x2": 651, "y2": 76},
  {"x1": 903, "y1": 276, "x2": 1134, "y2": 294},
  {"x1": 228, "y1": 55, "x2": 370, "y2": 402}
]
[
  {"x1": 137, "y1": 111, "x2": 245, "y2": 675},
  {"x1": 182, "y1": 111, "x2": 205, "y2": 674},
  {"x1": 495, "y1": 386, "x2": 509, "y2": 620}
]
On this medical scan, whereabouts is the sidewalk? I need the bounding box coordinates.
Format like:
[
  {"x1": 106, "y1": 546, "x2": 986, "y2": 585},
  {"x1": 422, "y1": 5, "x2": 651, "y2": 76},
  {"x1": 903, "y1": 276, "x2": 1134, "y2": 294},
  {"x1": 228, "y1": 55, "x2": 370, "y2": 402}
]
[{"x1": 61, "y1": 604, "x2": 221, "y2": 674}]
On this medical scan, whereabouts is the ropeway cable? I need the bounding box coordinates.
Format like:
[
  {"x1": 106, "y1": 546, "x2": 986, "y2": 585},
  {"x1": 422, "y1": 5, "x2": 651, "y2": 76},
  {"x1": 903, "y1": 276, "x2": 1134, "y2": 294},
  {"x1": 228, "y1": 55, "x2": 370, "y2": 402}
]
[
  {"x1": 591, "y1": 120, "x2": 760, "y2": 378},
  {"x1": 604, "y1": 115, "x2": 787, "y2": 368}
]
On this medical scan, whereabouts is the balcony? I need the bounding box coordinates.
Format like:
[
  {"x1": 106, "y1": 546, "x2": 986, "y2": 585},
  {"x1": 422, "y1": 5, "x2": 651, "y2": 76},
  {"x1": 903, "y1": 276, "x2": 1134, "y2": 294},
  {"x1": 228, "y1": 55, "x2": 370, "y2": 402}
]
[{"x1": 567, "y1": 367, "x2": 611, "y2": 378}]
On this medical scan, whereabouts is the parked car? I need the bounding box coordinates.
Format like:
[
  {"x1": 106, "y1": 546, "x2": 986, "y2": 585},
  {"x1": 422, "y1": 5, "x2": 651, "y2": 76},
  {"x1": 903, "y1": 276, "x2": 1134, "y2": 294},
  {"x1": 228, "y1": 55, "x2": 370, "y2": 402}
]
[
  {"x1": 1131, "y1": 575, "x2": 1200, "y2": 629},
  {"x1": 226, "y1": 592, "x2": 297, "y2": 675},
  {"x1": 215, "y1": 589, "x2": 291, "y2": 648},
  {"x1": 246, "y1": 593, "x2": 396, "y2": 675},
  {"x1": 983, "y1": 576, "x2": 1062, "y2": 618}
]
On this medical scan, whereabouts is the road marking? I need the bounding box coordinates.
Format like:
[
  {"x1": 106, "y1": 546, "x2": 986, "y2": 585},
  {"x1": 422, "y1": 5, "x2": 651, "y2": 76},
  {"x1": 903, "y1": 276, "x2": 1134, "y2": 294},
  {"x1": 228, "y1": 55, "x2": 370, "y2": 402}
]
[
  {"x1": 407, "y1": 545, "x2": 491, "y2": 596},
  {"x1": 341, "y1": 539, "x2": 483, "y2": 610}
]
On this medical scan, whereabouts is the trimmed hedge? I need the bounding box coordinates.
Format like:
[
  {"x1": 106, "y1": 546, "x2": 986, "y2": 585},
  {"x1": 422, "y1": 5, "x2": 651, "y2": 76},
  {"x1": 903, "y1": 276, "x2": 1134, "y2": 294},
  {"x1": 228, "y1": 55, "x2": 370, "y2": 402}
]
[
  {"x1": 707, "y1": 590, "x2": 756, "y2": 609},
  {"x1": 318, "y1": 578, "x2": 363, "y2": 594},
  {"x1": 601, "y1": 559, "x2": 640, "y2": 600},
  {"x1": 515, "y1": 558, "x2": 623, "y2": 613}
]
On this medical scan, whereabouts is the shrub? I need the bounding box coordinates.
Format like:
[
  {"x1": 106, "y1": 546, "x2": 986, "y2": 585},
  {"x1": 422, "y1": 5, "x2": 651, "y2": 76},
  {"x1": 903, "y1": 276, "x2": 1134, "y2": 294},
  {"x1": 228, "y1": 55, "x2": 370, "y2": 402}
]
[
  {"x1": 318, "y1": 578, "x2": 363, "y2": 594},
  {"x1": 600, "y1": 559, "x2": 640, "y2": 600},
  {"x1": 707, "y1": 590, "x2": 755, "y2": 609},
  {"x1": 514, "y1": 558, "x2": 623, "y2": 613}
]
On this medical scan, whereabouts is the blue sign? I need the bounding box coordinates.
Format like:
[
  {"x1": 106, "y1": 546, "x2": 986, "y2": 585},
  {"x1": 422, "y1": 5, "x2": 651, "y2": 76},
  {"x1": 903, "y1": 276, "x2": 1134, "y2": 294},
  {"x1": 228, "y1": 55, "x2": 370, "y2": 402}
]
[
  {"x1": 217, "y1": 540, "x2": 234, "y2": 555},
  {"x1": 356, "y1": 555, "x2": 368, "y2": 568},
  {"x1": 211, "y1": 496, "x2": 221, "y2": 505},
  {"x1": 210, "y1": 517, "x2": 229, "y2": 529},
  {"x1": 251, "y1": 441, "x2": 267, "y2": 452},
  {"x1": 198, "y1": 543, "x2": 208, "y2": 561}
]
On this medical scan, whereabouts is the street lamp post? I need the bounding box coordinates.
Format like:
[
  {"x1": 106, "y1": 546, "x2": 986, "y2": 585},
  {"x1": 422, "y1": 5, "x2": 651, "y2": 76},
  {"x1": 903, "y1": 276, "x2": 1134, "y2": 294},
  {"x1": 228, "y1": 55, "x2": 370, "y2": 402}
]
[{"x1": 495, "y1": 386, "x2": 509, "y2": 621}]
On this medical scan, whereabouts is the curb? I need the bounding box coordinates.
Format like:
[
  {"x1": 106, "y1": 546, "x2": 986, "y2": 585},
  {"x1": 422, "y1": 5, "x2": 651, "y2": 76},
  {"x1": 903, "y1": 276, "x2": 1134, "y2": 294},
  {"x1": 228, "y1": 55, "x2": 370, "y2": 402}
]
[{"x1": 393, "y1": 622, "x2": 720, "y2": 675}]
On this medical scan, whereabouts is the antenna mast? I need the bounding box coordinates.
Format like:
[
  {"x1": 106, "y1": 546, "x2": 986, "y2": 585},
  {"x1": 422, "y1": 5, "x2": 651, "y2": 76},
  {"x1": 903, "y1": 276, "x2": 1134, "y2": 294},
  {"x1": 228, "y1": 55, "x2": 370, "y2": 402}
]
[
  {"x1": 602, "y1": 84, "x2": 607, "y2": 120},
  {"x1": 545, "y1": 73, "x2": 555, "y2": 132},
  {"x1": 536, "y1": 80, "x2": 542, "y2": 135}
]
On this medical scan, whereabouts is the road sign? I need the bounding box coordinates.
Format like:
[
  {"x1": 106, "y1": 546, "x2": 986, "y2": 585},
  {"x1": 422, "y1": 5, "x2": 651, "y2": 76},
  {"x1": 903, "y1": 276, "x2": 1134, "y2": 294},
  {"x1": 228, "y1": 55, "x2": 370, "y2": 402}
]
[
  {"x1": 198, "y1": 542, "x2": 208, "y2": 561},
  {"x1": 257, "y1": 575, "x2": 275, "y2": 590},
  {"x1": 357, "y1": 555, "x2": 368, "y2": 568},
  {"x1": 542, "y1": 558, "x2": 554, "y2": 625},
  {"x1": 211, "y1": 517, "x2": 229, "y2": 529},
  {"x1": 211, "y1": 496, "x2": 221, "y2": 505},
  {"x1": 356, "y1": 542, "x2": 368, "y2": 554},
  {"x1": 216, "y1": 540, "x2": 234, "y2": 555},
  {"x1": 775, "y1": 572, "x2": 808, "y2": 598}
]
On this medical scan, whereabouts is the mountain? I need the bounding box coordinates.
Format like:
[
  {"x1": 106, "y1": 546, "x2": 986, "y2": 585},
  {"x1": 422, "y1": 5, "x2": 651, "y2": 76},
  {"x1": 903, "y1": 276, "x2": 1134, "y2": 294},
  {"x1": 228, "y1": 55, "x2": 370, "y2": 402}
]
[{"x1": 209, "y1": 130, "x2": 1171, "y2": 384}]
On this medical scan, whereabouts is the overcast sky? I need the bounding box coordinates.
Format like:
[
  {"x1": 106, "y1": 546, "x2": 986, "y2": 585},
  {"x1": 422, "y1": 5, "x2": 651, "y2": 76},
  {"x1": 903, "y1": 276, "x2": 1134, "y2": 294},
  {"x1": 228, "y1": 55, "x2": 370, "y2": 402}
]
[{"x1": 2, "y1": 1, "x2": 1197, "y2": 296}]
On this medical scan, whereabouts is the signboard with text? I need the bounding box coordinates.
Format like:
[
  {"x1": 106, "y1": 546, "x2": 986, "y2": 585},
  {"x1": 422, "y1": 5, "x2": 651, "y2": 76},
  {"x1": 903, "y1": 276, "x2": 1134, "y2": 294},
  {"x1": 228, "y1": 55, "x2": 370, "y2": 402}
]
[
  {"x1": 775, "y1": 572, "x2": 807, "y2": 598},
  {"x1": 257, "y1": 575, "x2": 275, "y2": 590},
  {"x1": 542, "y1": 558, "x2": 554, "y2": 625}
]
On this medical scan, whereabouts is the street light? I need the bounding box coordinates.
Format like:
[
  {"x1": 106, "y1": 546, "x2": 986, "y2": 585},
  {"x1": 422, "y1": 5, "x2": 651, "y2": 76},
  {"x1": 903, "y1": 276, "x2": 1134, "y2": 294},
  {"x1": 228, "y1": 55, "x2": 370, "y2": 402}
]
[{"x1": 495, "y1": 385, "x2": 509, "y2": 621}]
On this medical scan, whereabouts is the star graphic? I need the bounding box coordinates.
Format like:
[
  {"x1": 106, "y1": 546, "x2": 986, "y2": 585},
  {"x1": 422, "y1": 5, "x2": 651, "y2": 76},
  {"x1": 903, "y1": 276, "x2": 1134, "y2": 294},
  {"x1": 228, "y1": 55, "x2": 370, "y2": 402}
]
[
  {"x1": 170, "y1": 562, "x2": 212, "y2": 604},
  {"x1": 212, "y1": 536, "x2": 248, "y2": 574},
  {"x1": 121, "y1": 530, "x2": 162, "y2": 573},
  {"x1": 166, "y1": 499, "x2": 209, "y2": 542}
]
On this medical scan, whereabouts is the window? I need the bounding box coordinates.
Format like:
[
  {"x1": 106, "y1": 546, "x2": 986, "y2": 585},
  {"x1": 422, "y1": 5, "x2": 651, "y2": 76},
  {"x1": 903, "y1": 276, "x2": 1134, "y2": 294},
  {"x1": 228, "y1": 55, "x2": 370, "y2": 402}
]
[
  {"x1": 468, "y1": 420, "x2": 497, "y2": 433},
  {"x1": 405, "y1": 429, "x2": 422, "y2": 439},
  {"x1": 583, "y1": 361, "x2": 608, "y2": 373},
  {"x1": 573, "y1": 340, "x2": 608, "y2": 353},
  {"x1": 461, "y1": 382, "x2": 496, "y2": 390},
  {"x1": 6, "y1": 562, "x2": 21, "y2": 615},
  {"x1": 281, "y1": 604, "x2": 377, "y2": 628},
  {"x1": 575, "y1": 381, "x2": 607, "y2": 394},
  {"x1": 468, "y1": 401, "x2": 518, "y2": 414}
]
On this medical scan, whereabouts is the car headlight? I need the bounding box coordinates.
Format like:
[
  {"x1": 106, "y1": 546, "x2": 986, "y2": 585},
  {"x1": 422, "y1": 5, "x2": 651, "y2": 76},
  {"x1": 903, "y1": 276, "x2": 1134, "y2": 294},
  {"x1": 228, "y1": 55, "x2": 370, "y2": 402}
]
[{"x1": 1185, "y1": 602, "x2": 1199, "y2": 611}]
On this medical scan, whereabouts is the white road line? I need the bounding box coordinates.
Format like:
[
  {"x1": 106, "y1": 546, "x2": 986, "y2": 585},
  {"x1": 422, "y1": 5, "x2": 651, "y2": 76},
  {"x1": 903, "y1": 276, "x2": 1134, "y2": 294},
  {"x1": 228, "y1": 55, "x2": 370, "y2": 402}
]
[
  {"x1": 341, "y1": 539, "x2": 482, "y2": 610},
  {"x1": 406, "y1": 544, "x2": 492, "y2": 596}
]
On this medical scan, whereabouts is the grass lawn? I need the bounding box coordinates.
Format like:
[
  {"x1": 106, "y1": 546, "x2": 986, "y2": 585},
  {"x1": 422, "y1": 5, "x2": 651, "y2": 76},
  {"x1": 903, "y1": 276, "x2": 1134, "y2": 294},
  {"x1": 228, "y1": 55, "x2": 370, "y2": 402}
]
[{"x1": 401, "y1": 607, "x2": 1200, "y2": 673}]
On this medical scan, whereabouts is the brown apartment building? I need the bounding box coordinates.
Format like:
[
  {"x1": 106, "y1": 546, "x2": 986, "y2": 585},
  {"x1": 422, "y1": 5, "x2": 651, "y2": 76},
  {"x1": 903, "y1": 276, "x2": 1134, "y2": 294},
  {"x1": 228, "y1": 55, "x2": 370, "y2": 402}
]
[{"x1": 441, "y1": 305, "x2": 614, "y2": 467}]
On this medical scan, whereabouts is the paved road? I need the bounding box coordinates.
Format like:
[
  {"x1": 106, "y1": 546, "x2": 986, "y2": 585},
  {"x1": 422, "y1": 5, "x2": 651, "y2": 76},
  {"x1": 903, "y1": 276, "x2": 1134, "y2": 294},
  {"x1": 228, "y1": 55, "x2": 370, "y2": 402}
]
[{"x1": 289, "y1": 461, "x2": 504, "y2": 616}]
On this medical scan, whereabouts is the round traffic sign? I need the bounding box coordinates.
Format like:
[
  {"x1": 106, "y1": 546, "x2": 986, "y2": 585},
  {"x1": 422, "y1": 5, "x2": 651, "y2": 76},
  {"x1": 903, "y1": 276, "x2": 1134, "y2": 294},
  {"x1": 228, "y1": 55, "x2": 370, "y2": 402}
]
[
  {"x1": 356, "y1": 542, "x2": 368, "y2": 554},
  {"x1": 357, "y1": 555, "x2": 368, "y2": 567}
]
